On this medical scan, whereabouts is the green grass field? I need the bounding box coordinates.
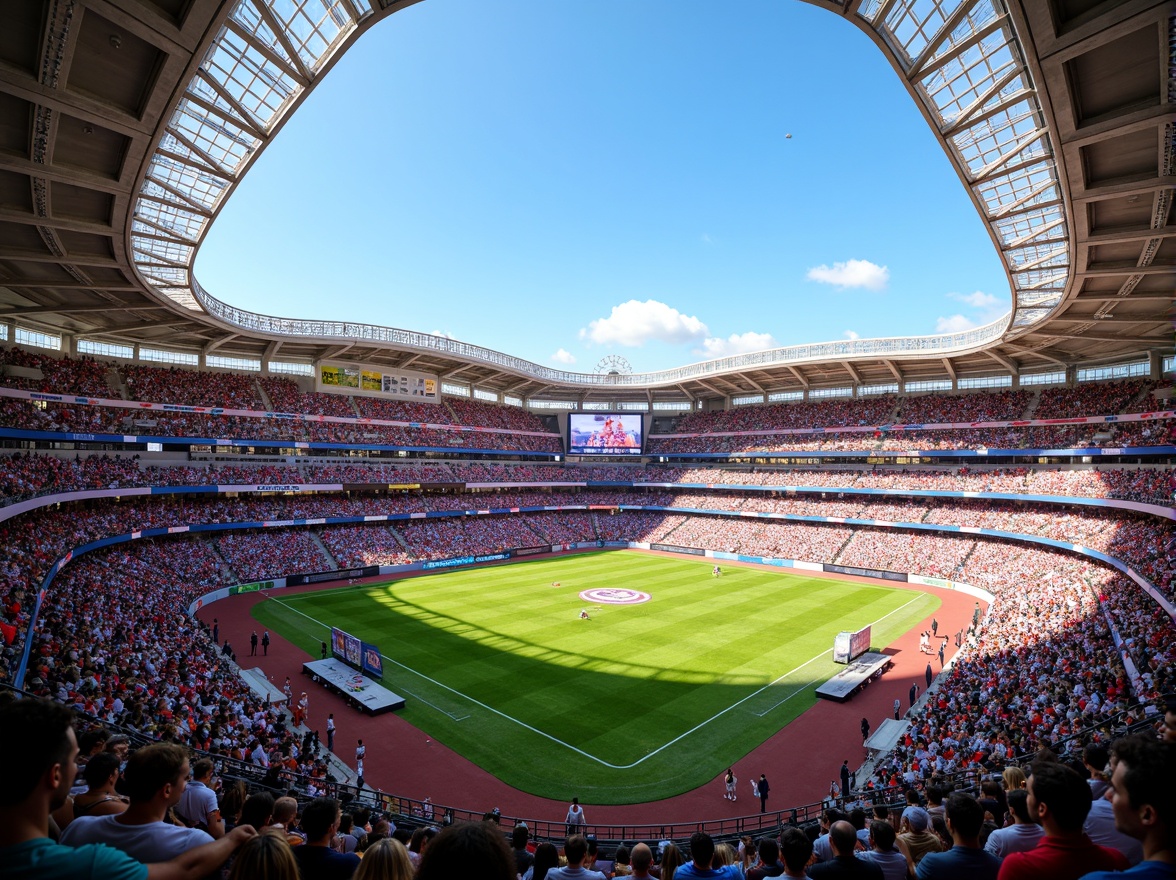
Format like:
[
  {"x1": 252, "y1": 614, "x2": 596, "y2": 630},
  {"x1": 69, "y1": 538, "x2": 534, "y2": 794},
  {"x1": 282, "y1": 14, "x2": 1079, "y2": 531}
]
[{"x1": 253, "y1": 551, "x2": 937, "y2": 802}]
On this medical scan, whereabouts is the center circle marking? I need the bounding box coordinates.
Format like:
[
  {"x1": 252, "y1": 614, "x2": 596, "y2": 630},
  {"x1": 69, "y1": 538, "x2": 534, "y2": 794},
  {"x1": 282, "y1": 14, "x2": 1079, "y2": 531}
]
[{"x1": 579, "y1": 588, "x2": 651, "y2": 605}]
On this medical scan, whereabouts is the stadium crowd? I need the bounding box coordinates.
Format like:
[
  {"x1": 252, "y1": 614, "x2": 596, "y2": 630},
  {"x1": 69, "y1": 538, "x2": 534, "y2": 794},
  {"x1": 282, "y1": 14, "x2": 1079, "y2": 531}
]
[
  {"x1": 0, "y1": 486, "x2": 1172, "y2": 880},
  {"x1": 2, "y1": 452, "x2": 1170, "y2": 511},
  {"x1": 0, "y1": 349, "x2": 1169, "y2": 461},
  {"x1": 1, "y1": 349, "x2": 1174, "y2": 879}
]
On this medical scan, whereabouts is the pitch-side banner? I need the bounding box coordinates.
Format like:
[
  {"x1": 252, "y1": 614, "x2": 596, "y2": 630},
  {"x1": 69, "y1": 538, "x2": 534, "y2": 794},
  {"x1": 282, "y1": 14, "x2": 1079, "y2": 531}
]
[{"x1": 361, "y1": 643, "x2": 384, "y2": 679}]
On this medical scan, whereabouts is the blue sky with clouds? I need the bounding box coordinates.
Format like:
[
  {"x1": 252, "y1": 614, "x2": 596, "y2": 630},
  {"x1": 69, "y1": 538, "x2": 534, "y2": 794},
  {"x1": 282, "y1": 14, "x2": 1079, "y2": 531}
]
[{"x1": 195, "y1": 0, "x2": 1011, "y2": 373}]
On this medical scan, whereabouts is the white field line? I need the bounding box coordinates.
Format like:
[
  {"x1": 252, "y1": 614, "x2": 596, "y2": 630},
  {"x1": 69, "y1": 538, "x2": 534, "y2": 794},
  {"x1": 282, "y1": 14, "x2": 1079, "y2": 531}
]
[
  {"x1": 265, "y1": 590, "x2": 927, "y2": 769},
  {"x1": 268, "y1": 597, "x2": 469, "y2": 722}
]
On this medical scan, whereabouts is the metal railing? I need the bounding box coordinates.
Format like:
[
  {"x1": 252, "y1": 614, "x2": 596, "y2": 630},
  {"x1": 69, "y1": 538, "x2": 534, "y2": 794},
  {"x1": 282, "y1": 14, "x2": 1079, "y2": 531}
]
[{"x1": 192, "y1": 278, "x2": 1009, "y2": 388}]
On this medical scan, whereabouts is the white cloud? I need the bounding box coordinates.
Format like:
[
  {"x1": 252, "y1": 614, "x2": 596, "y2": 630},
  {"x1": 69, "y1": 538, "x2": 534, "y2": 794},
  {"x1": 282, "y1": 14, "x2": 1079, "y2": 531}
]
[
  {"x1": 935, "y1": 314, "x2": 978, "y2": 333},
  {"x1": 949, "y1": 290, "x2": 999, "y2": 309},
  {"x1": 696, "y1": 331, "x2": 778, "y2": 358},
  {"x1": 551, "y1": 348, "x2": 576, "y2": 364},
  {"x1": 430, "y1": 329, "x2": 456, "y2": 340},
  {"x1": 806, "y1": 259, "x2": 890, "y2": 291},
  {"x1": 844, "y1": 330, "x2": 860, "y2": 340},
  {"x1": 936, "y1": 290, "x2": 1005, "y2": 335},
  {"x1": 579, "y1": 299, "x2": 708, "y2": 347},
  {"x1": 701, "y1": 233, "x2": 713, "y2": 245}
]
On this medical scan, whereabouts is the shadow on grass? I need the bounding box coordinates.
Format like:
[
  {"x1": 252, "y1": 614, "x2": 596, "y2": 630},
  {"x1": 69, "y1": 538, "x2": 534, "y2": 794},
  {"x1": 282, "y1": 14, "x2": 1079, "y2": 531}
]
[{"x1": 251, "y1": 591, "x2": 913, "y2": 804}]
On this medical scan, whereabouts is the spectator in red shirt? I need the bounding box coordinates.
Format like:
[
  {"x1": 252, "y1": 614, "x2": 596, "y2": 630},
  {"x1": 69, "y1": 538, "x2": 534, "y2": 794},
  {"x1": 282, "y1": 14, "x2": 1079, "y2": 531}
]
[{"x1": 997, "y1": 761, "x2": 1129, "y2": 880}]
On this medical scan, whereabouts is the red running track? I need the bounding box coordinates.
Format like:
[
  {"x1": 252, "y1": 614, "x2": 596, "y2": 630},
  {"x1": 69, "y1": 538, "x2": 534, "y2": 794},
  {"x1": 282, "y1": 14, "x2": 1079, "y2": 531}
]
[{"x1": 198, "y1": 556, "x2": 980, "y2": 826}]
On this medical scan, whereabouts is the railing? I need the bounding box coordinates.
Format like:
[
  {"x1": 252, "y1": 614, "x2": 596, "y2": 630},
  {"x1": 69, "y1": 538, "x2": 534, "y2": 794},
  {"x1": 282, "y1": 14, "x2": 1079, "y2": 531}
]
[{"x1": 193, "y1": 278, "x2": 1009, "y2": 388}]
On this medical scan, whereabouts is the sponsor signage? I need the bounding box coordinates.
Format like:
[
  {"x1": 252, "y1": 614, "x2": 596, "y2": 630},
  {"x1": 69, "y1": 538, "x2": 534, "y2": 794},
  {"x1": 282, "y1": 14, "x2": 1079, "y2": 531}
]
[
  {"x1": 824, "y1": 563, "x2": 907, "y2": 582},
  {"x1": 649, "y1": 543, "x2": 705, "y2": 556}
]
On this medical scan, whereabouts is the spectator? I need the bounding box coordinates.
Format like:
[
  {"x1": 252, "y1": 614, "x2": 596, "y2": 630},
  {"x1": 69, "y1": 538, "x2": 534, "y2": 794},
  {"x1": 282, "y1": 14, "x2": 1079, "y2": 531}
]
[
  {"x1": 240, "y1": 792, "x2": 275, "y2": 832},
  {"x1": 271, "y1": 797, "x2": 304, "y2": 847},
  {"x1": 1161, "y1": 695, "x2": 1176, "y2": 744},
  {"x1": 512, "y1": 823, "x2": 534, "y2": 876},
  {"x1": 1078, "y1": 736, "x2": 1175, "y2": 879},
  {"x1": 857, "y1": 820, "x2": 910, "y2": 880},
  {"x1": 778, "y1": 827, "x2": 814, "y2": 879},
  {"x1": 227, "y1": 829, "x2": 300, "y2": 880},
  {"x1": 629, "y1": 842, "x2": 656, "y2": 879},
  {"x1": 675, "y1": 831, "x2": 740, "y2": 879},
  {"x1": 809, "y1": 821, "x2": 883, "y2": 879},
  {"x1": 746, "y1": 837, "x2": 785, "y2": 879},
  {"x1": 659, "y1": 842, "x2": 686, "y2": 880},
  {"x1": 984, "y1": 790, "x2": 1044, "y2": 859},
  {"x1": 544, "y1": 833, "x2": 608, "y2": 880},
  {"x1": 996, "y1": 761, "x2": 1129, "y2": 880},
  {"x1": 523, "y1": 841, "x2": 561, "y2": 880},
  {"x1": 899, "y1": 806, "x2": 943, "y2": 866},
  {"x1": 915, "y1": 793, "x2": 1000, "y2": 879},
  {"x1": 175, "y1": 759, "x2": 223, "y2": 839},
  {"x1": 352, "y1": 837, "x2": 414, "y2": 880},
  {"x1": 291, "y1": 796, "x2": 359, "y2": 880},
  {"x1": 0, "y1": 697, "x2": 255, "y2": 879},
  {"x1": 60, "y1": 743, "x2": 216, "y2": 861},
  {"x1": 415, "y1": 821, "x2": 517, "y2": 880},
  {"x1": 56, "y1": 752, "x2": 128, "y2": 829}
]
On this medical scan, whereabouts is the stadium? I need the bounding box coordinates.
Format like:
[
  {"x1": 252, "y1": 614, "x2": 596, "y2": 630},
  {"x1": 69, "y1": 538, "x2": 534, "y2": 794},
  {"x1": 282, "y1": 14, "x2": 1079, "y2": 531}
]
[{"x1": 0, "y1": 0, "x2": 1173, "y2": 877}]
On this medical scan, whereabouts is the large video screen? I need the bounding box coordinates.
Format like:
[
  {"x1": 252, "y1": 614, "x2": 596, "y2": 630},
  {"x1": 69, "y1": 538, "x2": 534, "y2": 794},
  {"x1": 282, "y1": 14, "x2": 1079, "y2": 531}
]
[{"x1": 568, "y1": 412, "x2": 644, "y2": 456}]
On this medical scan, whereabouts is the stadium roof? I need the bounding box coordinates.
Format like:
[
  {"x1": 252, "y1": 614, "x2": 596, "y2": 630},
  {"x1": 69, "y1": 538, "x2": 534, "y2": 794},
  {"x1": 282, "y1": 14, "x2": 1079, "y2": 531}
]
[{"x1": 0, "y1": 0, "x2": 1171, "y2": 403}]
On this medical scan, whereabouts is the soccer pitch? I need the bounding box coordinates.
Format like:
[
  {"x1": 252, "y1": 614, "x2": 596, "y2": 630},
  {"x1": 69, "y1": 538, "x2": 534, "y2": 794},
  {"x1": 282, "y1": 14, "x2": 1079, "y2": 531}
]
[{"x1": 253, "y1": 551, "x2": 937, "y2": 803}]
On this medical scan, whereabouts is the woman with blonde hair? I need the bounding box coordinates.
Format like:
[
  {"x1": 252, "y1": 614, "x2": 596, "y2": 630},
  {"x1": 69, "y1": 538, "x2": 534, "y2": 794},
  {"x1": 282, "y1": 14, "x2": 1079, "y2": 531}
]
[
  {"x1": 227, "y1": 828, "x2": 300, "y2": 880},
  {"x1": 712, "y1": 842, "x2": 737, "y2": 868},
  {"x1": 1002, "y1": 765, "x2": 1027, "y2": 791},
  {"x1": 354, "y1": 837, "x2": 415, "y2": 880}
]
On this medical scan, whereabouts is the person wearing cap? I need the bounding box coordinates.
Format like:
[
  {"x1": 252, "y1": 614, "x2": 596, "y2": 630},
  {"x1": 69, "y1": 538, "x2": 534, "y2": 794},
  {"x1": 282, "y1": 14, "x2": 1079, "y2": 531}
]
[{"x1": 898, "y1": 806, "x2": 943, "y2": 866}]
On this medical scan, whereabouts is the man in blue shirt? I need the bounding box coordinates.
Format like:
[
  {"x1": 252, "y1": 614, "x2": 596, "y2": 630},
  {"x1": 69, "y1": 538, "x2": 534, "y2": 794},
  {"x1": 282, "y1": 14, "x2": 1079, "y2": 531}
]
[
  {"x1": 0, "y1": 697, "x2": 255, "y2": 880},
  {"x1": 291, "y1": 796, "x2": 360, "y2": 880},
  {"x1": 916, "y1": 792, "x2": 1001, "y2": 880},
  {"x1": 676, "y1": 832, "x2": 742, "y2": 879}
]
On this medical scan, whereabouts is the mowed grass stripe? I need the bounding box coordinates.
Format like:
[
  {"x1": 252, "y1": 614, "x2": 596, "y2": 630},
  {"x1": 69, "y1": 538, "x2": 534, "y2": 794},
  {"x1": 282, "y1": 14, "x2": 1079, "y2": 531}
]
[{"x1": 254, "y1": 552, "x2": 937, "y2": 801}]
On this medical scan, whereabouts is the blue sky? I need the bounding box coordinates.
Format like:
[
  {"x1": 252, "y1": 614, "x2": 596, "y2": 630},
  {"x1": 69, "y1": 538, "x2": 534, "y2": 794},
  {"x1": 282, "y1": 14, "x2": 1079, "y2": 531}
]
[{"x1": 195, "y1": 0, "x2": 1011, "y2": 374}]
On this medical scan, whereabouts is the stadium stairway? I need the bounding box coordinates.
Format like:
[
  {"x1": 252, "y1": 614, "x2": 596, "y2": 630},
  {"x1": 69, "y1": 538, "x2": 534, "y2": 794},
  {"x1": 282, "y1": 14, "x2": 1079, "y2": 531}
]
[
  {"x1": 254, "y1": 378, "x2": 275, "y2": 411},
  {"x1": 237, "y1": 665, "x2": 288, "y2": 704},
  {"x1": 386, "y1": 524, "x2": 412, "y2": 552},
  {"x1": 308, "y1": 531, "x2": 339, "y2": 570},
  {"x1": 521, "y1": 518, "x2": 549, "y2": 543},
  {"x1": 106, "y1": 366, "x2": 128, "y2": 400},
  {"x1": 1021, "y1": 388, "x2": 1043, "y2": 419},
  {"x1": 206, "y1": 538, "x2": 239, "y2": 583},
  {"x1": 829, "y1": 531, "x2": 856, "y2": 564},
  {"x1": 658, "y1": 516, "x2": 688, "y2": 542}
]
